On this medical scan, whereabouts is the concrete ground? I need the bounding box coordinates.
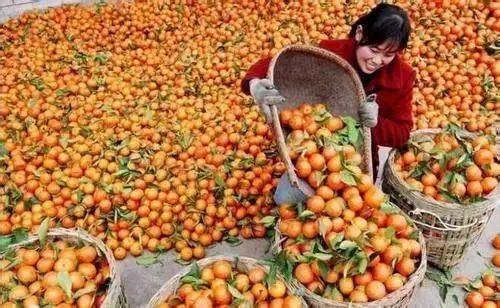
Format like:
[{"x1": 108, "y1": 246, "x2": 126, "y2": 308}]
[{"x1": 118, "y1": 201, "x2": 499, "y2": 308}]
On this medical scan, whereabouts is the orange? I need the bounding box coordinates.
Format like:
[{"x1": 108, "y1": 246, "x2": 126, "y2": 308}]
[
  {"x1": 363, "y1": 186, "x2": 385, "y2": 209},
  {"x1": 465, "y1": 291, "x2": 484, "y2": 308},
  {"x1": 294, "y1": 263, "x2": 314, "y2": 285},
  {"x1": 338, "y1": 277, "x2": 354, "y2": 295},
  {"x1": 306, "y1": 195, "x2": 325, "y2": 213},
  {"x1": 372, "y1": 263, "x2": 392, "y2": 282},
  {"x1": 474, "y1": 149, "x2": 494, "y2": 165},
  {"x1": 365, "y1": 280, "x2": 387, "y2": 300},
  {"x1": 212, "y1": 260, "x2": 232, "y2": 279},
  {"x1": 492, "y1": 234, "x2": 500, "y2": 249},
  {"x1": 309, "y1": 153, "x2": 326, "y2": 171},
  {"x1": 395, "y1": 257, "x2": 416, "y2": 277},
  {"x1": 268, "y1": 280, "x2": 286, "y2": 298}
]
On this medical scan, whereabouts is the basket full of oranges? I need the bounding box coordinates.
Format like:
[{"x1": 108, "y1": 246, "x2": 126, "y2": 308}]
[
  {"x1": 146, "y1": 255, "x2": 308, "y2": 308},
  {"x1": 0, "y1": 228, "x2": 127, "y2": 307},
  {"x1": 382, "y1": 125, "x2": 500, "y2": 268}
]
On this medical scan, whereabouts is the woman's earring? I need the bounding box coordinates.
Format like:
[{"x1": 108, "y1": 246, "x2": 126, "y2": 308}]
[{"x1": 355, "y1": 26, "x2": 363, "y2": 43}]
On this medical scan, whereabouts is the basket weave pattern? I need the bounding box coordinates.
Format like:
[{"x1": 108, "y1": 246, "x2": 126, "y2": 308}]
[
  {"x1": 147, "y1": 255, "x2": 309, "y2": 308},
  {"x1": 382, "y1": 130, "x2": 499, "y2": 268},
  {"x1": 0, "y1": 228, "x2": 128, "y2": 308},
  {"x1": 266, "y1": 44, "x2": 373, "y2": 188}
]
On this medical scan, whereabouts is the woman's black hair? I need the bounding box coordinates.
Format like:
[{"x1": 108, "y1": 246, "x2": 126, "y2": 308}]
[{"x1": 348, "y1": 3, "x2": 411, "y2": 51}]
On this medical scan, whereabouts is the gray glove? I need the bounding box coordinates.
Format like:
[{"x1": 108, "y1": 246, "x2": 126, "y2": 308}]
[
  {"x1": 249, "y1": 78, "x2": 286, "y2": 124},
  {"x1": 360, "y1": 94, "x2": 379, "y2": 128}
]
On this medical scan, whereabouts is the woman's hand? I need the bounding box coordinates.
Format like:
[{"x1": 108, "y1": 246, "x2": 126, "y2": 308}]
[
  {"x1": 249, "y1": 78, "x2": 286, "y2": 124},
  {"x1": 360, "y1": 94, "x2": 379, "y2": 128}
]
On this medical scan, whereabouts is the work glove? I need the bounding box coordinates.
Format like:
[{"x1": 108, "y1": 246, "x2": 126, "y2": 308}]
[
  {"x1": 249, "y1": 78, "x2": 286, "y2": 124},
  {"x1": 360, "y1": 94, "x2": 379, "y2": 128}
]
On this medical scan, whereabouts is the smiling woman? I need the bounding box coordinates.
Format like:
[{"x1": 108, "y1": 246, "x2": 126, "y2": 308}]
[
  {"x1": 242, "y1": 3, "x2": 416, "y2": 177},
  {"x1": 350, "y1": 3, "x2": 410, "y2": 74}
]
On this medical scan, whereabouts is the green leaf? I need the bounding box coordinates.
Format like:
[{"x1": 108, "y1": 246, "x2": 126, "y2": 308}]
[
  {"x1": 136, "y1": 253, "x2": 161, "y2": 267},
  {"x1": 72, "y1": 287, "x2": 96, "y2": 299},
  {"x1": 385, "y1": 227, "x2": 396, "y2": 240},
  {"x1": 438, "y1": 188, "x2": 461, "y2": 203},
  {"x1": 318, "y1": 260, "x2": 329, "y2": 279},
  {"x1": 0, "y1": 236, "x2": 12, "y2": 252},
  {"x1": 329, "y1": 233, "x2": 344, "y2": 248},
  {"x1": 318, "y1": 219, "x2": 329, "y2": 237},
  {"x1": 185, "y1": 262, "x2": 202, "y2": 279},
  {"x1": 12, "y1": 227, "x2": 29, "y2": 244},
  {"x1": 343, "y1": 258, "x2": 354, "y2": 278},
  {"x1": 312, "y1": 109, "x2": 332, "y2": 124},
  {"x1": 408, "y1": 162, "x2": 431, "y2": 178},
  {"x1": 181, "y1": 276, "x2": 207, "y2": 287},
  {"x1": 310, "y1": 253, "x2": 333, "y2": 261},
  {"x1": 465, "y1": 196, "x2": 487, "y2": 204},
  {"x1": 227, "y1": 284, "x2": 244, "y2": 299},
  {"x1": 264, "y1": 264, "x2": 278, "y2": 287},
  {"x1": 260, "y1": 216, "x2": 276, "y2": 228},
  {"x1": 298, "y1": 210, "x2": 315, "y2": 220},
  {"x1": 339, "y1": 240, "x2": 357, "y2": 250},
  {"x1": 380, "y1": 202, "x2": 400, "y2": 214},
  {"x1": 469, "y1": 278, "x2": 483, "y2": 290},
  {"x1": 455, "y1": 153, "x2": 471, "y2": 168},
  {"x1": 294, "y1": 234, "x2": 308, "y2": 245},
  {"x1": 340, "y1": 170, "x2": 357, "y2": 186},
  {"x1": 342, "y1": 116, "x2": 363, "y2": 149},
  {"x1": 4, "y1": 257, "x2": 21, "y2": 271},
  {"x1": 357, "y1": 255, "x2": 368, "y2": 274},
  {"x1": 409, "y1": 230, "x2": 419, "y2": 240},
  {"x1": 439, "y1": 284, "x2": 449, "y2": 304},
  {"x1": 224, "y1": 236, "x2": 242, "y2": 247},
  {"x1": 57, "y1": 271, "x2": 72, "y2": 299},
  {"x1": 347, "y1": 126, "x2": 362, "y2": 149},
  {"x1": 38, "y1": 217, "x2": 50, "y2": 247},
  {"x1": 0, "y1": 141, "x2": 7, "y2": 157}
]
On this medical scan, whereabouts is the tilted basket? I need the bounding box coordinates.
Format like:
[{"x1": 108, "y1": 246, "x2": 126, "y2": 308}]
[{"x1": 267, "y1": 44, "x2": 373, "y2": 200}]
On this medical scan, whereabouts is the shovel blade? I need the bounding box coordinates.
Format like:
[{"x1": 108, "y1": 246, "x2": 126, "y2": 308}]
[{"x1": 273, "y1": 173, "x2": 315, "y2": 205}]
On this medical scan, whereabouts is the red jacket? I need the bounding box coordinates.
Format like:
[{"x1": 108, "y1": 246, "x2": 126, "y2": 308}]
[{"x1": 241, "y1": 38, "x2": 416, "y2": 174}]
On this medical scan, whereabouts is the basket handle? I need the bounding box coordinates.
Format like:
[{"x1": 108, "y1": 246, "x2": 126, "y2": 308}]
[
  {"x1": 408, "y1": 208, "x2": 481, "y2": 231},
  {"x1": 271, "y1": 104, "x2": 300, "y2": 188}
]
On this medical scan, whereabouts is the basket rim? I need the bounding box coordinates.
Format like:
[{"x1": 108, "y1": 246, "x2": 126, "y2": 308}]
[
  {"x1": 266, "y1": 44, "x2": 373, "y2": 181},
  {"x1": 385, "y1": 129, "x2": 500, "y2": 212},
  {"x1": 0, "y1": 228, "x2": 124, "y2": 308}
]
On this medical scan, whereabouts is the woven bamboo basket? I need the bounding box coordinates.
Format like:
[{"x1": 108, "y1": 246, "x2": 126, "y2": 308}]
[
  {"x1": 382, "y1": 129, "x2": 500, "y2": 269},
  {"x1": 146, "y1": 255, "x2": 309, "y2": 308},
  {"x1": 266, "y1": 44, "x2": 373, "y2": 195},
  {"x1": 272, "y1": 207, "x2": 427, "y2": 308},
  {"x1": 0, "y1": 228, "x2": 128, "y2": 308}
]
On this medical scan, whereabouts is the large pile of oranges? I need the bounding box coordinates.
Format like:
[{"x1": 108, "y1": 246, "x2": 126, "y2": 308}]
[
  {"x1": 276, "y1": 105, "x2": 423, "y2": 303},
  {"x1": 394, "y1": 125, "x2": 499, "y2": 204},
  {"x1": 0, "y1": 239, "x2": 110, "y2": 307},
  {"x1": 157, "y1": 259, "x2": 302, "y2": 308},
  {"x1": 0, "y1": 0, "x2": 498, "y2": 260}
]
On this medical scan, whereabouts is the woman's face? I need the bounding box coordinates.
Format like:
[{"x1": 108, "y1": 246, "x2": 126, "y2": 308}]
[{"x1": 354, "y1": 26, "x2": 398, "y2": 74}]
